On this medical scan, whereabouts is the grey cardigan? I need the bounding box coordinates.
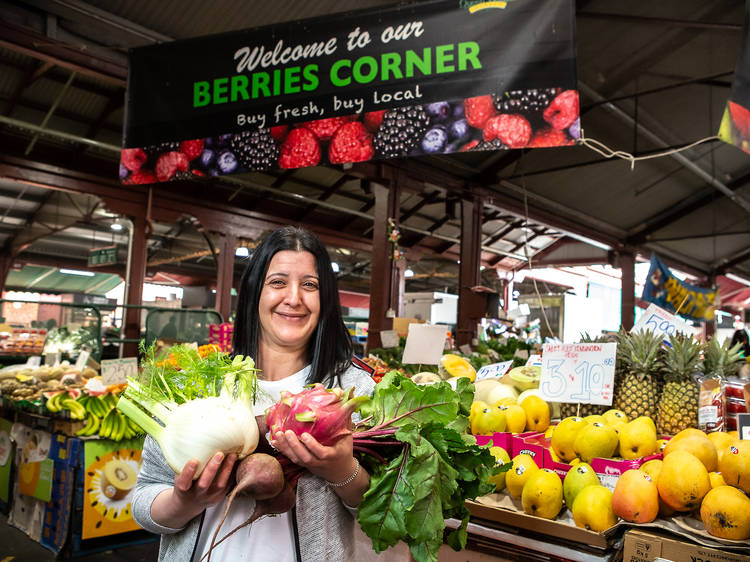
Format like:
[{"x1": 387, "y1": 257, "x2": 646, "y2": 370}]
[{"x1": 131, "y1": 365, "x2": 375, "y2": 562}]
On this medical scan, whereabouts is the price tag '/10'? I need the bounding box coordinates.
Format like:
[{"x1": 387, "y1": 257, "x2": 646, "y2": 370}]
[
  {"x1": 476, "y1": 360, "x2": 513, "y2": 381},
  {"x1": 100, "y1": 357, "x2": 138, "y2": 385},
  {"x1": 538, "y1": 342, "x2": 617, "y2": 406},
  {"x1": 632, "y1": 303, "x2": 691, "y2": 341}
]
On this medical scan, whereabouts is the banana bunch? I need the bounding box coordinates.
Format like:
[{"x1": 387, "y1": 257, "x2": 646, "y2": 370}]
[
  {"x1": 76, "y1": 411, "x2": 100, "y2": 437},
  {"x1": 44, "y1": 392, "x2": 68, "y2": 413},
  {"x1": 99, "y1": 408, "x2": 141, "y2": 441}
]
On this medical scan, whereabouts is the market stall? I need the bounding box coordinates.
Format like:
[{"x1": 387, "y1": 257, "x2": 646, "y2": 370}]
[{"x1": 0, "y1": 359, "x2": 156, "y2": 557}]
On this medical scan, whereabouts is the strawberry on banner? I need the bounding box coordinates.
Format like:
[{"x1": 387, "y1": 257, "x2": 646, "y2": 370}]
[{"x1": 121, "y1": 0, "x2": 579, "y2": 184}]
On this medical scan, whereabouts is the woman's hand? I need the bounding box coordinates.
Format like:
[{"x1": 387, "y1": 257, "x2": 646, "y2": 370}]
[
  {"x1": 272, "y1": 430, "x2": 369, "y2": 507},
  {"x1": 151, "y1": 452, "x2": 237, "y2": 529},
  {"x1": 272, "y1": 430, "x2": 352, "y2": 482}
]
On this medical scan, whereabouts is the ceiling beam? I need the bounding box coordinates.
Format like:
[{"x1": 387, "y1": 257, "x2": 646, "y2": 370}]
[
  {"x1": 628, "y1": 169, "x2": 750, "y2": 244},
  {"x1": 0, "y1": 20, "x2": 127, "y2": 86}
]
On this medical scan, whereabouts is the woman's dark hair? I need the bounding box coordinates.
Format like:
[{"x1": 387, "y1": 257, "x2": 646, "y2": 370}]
[
  {"x1": 730, "y1": 329, "x2": 750, "y2": 357},
  {"x1": 232, "y1": 226, "x2": 353, "y2": 386}
]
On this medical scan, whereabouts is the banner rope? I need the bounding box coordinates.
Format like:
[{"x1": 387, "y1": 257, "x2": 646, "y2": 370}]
[{"x1": 577, "y1": 130, "x2": 720, "y2": 170}]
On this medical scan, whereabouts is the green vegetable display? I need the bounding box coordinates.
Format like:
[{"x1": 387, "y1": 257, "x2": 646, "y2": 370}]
[{"x1": 354, "y1": 372, "x2": 498, "y2": 562}]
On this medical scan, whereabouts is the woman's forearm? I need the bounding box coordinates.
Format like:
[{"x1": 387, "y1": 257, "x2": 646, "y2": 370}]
[
  {"x1": 327, "y1": 459, "x2": 370, "y2": 508},
  {"x1": 150, "y1": 488, "x2": 205, "y2": 530}
]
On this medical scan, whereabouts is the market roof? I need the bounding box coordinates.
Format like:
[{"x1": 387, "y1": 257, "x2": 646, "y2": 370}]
[
  {"x1": 5, "y1": 264, "x2": 122, "y2": 295},
  {"x1": 0, "y1": 1, "x2": 748, "y2": 306}
]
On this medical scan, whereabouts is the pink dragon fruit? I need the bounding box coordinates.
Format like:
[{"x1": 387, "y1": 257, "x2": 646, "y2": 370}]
[{"x1": 265, "y1": 384, "x2": 368, "y2": 446}]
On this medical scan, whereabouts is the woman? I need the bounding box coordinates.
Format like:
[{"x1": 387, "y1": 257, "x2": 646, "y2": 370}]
[{"x1": 132, "y1": 226, "x2": 374, "y2": 561}]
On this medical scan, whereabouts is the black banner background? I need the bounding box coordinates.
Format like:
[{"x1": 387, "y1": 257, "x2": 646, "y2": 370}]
[{"x1": 124, "y1": 0, "x2": 576, "y2": 147}]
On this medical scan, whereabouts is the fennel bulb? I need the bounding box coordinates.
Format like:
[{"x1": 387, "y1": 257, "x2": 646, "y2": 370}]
[{"x1": 117, "y1": 345, "x2": 259, "y2": 478}]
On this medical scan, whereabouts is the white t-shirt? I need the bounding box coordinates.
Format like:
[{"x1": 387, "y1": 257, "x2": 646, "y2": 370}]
[{"x1": 191, "y1": 367, "x2": 311, "y2": 562}]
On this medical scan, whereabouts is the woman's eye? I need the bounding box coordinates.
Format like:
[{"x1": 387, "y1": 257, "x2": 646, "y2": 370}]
[
  {"x1": 268, "y1": 279, "x2": 285, "y2": 287},
  {"x1": 303, "y1": 281, "x2": 319, "y2": 290}
]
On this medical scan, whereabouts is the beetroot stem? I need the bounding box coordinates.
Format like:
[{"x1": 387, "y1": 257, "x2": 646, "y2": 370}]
[
  {"x1": 353, "y1": 438, "x2": 401, "y2": 446},
  {"x1": 354, "y1": 445, "x2": 388, "y2": 463}
]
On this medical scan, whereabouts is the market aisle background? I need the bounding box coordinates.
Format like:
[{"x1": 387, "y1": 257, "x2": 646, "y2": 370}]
[{"x1": 0, "y1": 514, "x2": 159, "y2": 561}]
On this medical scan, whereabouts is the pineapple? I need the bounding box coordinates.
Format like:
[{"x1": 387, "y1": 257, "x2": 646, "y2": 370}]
[
  {"x1": 613, "y1": 330, "x2": 664, "y2": 420},
  {"x1": 656, "y1": 333, "x2": 702, "y2": 436},
  {"x1": 702, "y1": 337, "x2": 745, "y2": 379}
]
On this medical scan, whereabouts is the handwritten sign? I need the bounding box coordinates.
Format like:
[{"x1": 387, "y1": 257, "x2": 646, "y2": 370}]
[
  {"x1": 526, "y1": 354, "x2": 543, "y2": 367},
  {"x1": 44, "y1": 352, "x2": 61, "y2": 367},
  {"x1": 538, "y1": 342, "x2": 617, "y2": 406},
  {"x1": 476, "y1": 360, "x2": 514, "y2": 381},
  {"x1": 379, "y1": 330, "x2": 399, "y2": 349},
  {"x1": 632, "y1": 303, "x2": 692, "y2": 341},
  {"x1": 74, "y1": 350, "x2": 90, "y2": 372},
  {"x1": 100, "y1": 358, "x2": 138, "y2": 385},
  {"x1": 25, "y1": 356, "x2": 41, "y2": 368},
  {"x1": 401, "y1": 324, "x2": 448, "y2": 365}
]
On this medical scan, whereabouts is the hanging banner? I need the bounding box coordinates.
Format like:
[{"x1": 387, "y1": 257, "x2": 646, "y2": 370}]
[
  {"x1": 81, "y1": 438, "x2": 143, "y2": 539},
  {"x1": 718, "y1": 0, "x2": 750, "y2": 153},
  {"x1": 121, "y1": 0, "x2": 578, "y2": 184},
  {"x1": 641, "y1": 254, "x2": 716, "y2": 323}
]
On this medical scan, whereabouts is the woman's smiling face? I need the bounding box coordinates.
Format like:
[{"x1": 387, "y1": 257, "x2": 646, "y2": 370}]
[{"x1": 258, "y1": 250, "x2": 321, "y2": 353}]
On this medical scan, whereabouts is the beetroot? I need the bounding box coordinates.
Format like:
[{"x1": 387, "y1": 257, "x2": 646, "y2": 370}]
[
  {"x1": 202, "y1": 483, "x2": 297, "y2": 562},
  {"x1": 266, "y1": 384, "x2": 368, "y2": 446},
  {"x1": 206, "y1": 453, "x2": 285, "y2": 561}
]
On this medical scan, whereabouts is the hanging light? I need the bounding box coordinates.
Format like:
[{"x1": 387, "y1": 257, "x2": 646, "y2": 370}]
[
  {"x1": 60, "y1": 268, "x2": 95, "y2": 277},
  {"x1": 110, "y1": 218, "x2": 123, "y2": 231},
  {"x1": 235, "y1": 246, "x2": 250, "y2": 257},
  {"x1": 331, "y1": 262, "x2": 340, "y2": 273},
  {"x1": 404, "y1": 268, "x2": 414, "y2": 278}
]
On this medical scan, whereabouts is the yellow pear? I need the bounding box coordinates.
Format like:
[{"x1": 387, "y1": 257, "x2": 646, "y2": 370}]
[
  {"x1": 583, "y1": 414, "x2": 606, "y2": 425},
  {"x1": 487, "y1": 446, "x2": 511, "y2": 492},
  {"x1": 563, "y1": 462, "x2": 600, "y2": 508},
  {"x1": 550, "y1": 417, "x2": 586, "y2": 463},
  {"x1": 574, "y1": 423, "x2": 619, "y2": 463},
  {"x1": 618, "y1": 419, "x2": 657, "y2": 460},
  {"x1": 521, "y1": 468, "x2": 563, "y2": 519},
  {"x1": 506, "y1": 453, "x2": 540, "y2": 499},
  {"x1": 501, "y1": 404, "x2": 527, "y2": 434},
  {"x1": 632, "y1": 416, "x2": 656, "y2": 433},
  {"x1": 519, "y1": 395, "x2": 550, "y2": 432},
  {"x1": 655, "y1": 439, "x2": 668, "y2": 453},
  {"x1": 571, "y1": 485, "x2": 616, "y2": 532},
  {"x1": 602, "y1": 409, "x2": 628, "y2": 425},
  {"x1": 727, "y1": 430, "x2": 739, "y2": 439}
]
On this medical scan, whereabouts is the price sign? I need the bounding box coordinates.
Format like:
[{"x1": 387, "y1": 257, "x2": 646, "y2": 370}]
[
  {"x1": 476, "y1": 360, "x2": 513, "y2": 381},
  {"x1": 44, "y1": 352, "x2": 61, "y2": 367},
  {"x1": 538, "y1": 342, "x2": 617, "y2": 406},
  {"x1": 100, "y1": 358, "x2": 138, "y2": 385},
  {"x1": 401, "y1": 324, "x2": 448, "y2": 365},
  {"x1": 526, "y1": 354, "x2": 543, "y2": 367},
  {"x1": 74, "y1": 350, "x2": 90, "y2": 372},
  {"x1": 25, "y1": 356, "x2": 41, "y2": 368},
  {"x1": 632, "y1": 303, "x2": 691, "y2": 341},
  {"x1": 379, "y1": 330, "x2": 399, "y2": 348}
]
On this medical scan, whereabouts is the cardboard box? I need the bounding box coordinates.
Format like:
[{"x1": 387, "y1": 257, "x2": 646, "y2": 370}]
[{"x1": 622, "y1": 529, "x2": 750, "y2": 562}]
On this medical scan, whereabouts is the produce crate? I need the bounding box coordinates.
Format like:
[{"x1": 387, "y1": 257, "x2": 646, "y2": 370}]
[
  {"x1": 520, "y1": 432, "x2": 662, "y2": 489},
  {"x1": 622, "y1": 528, "x2": 750, "y2": 562},
  {"x1": 466, "y1": 498, "x2": 617, "y2": 551}
]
